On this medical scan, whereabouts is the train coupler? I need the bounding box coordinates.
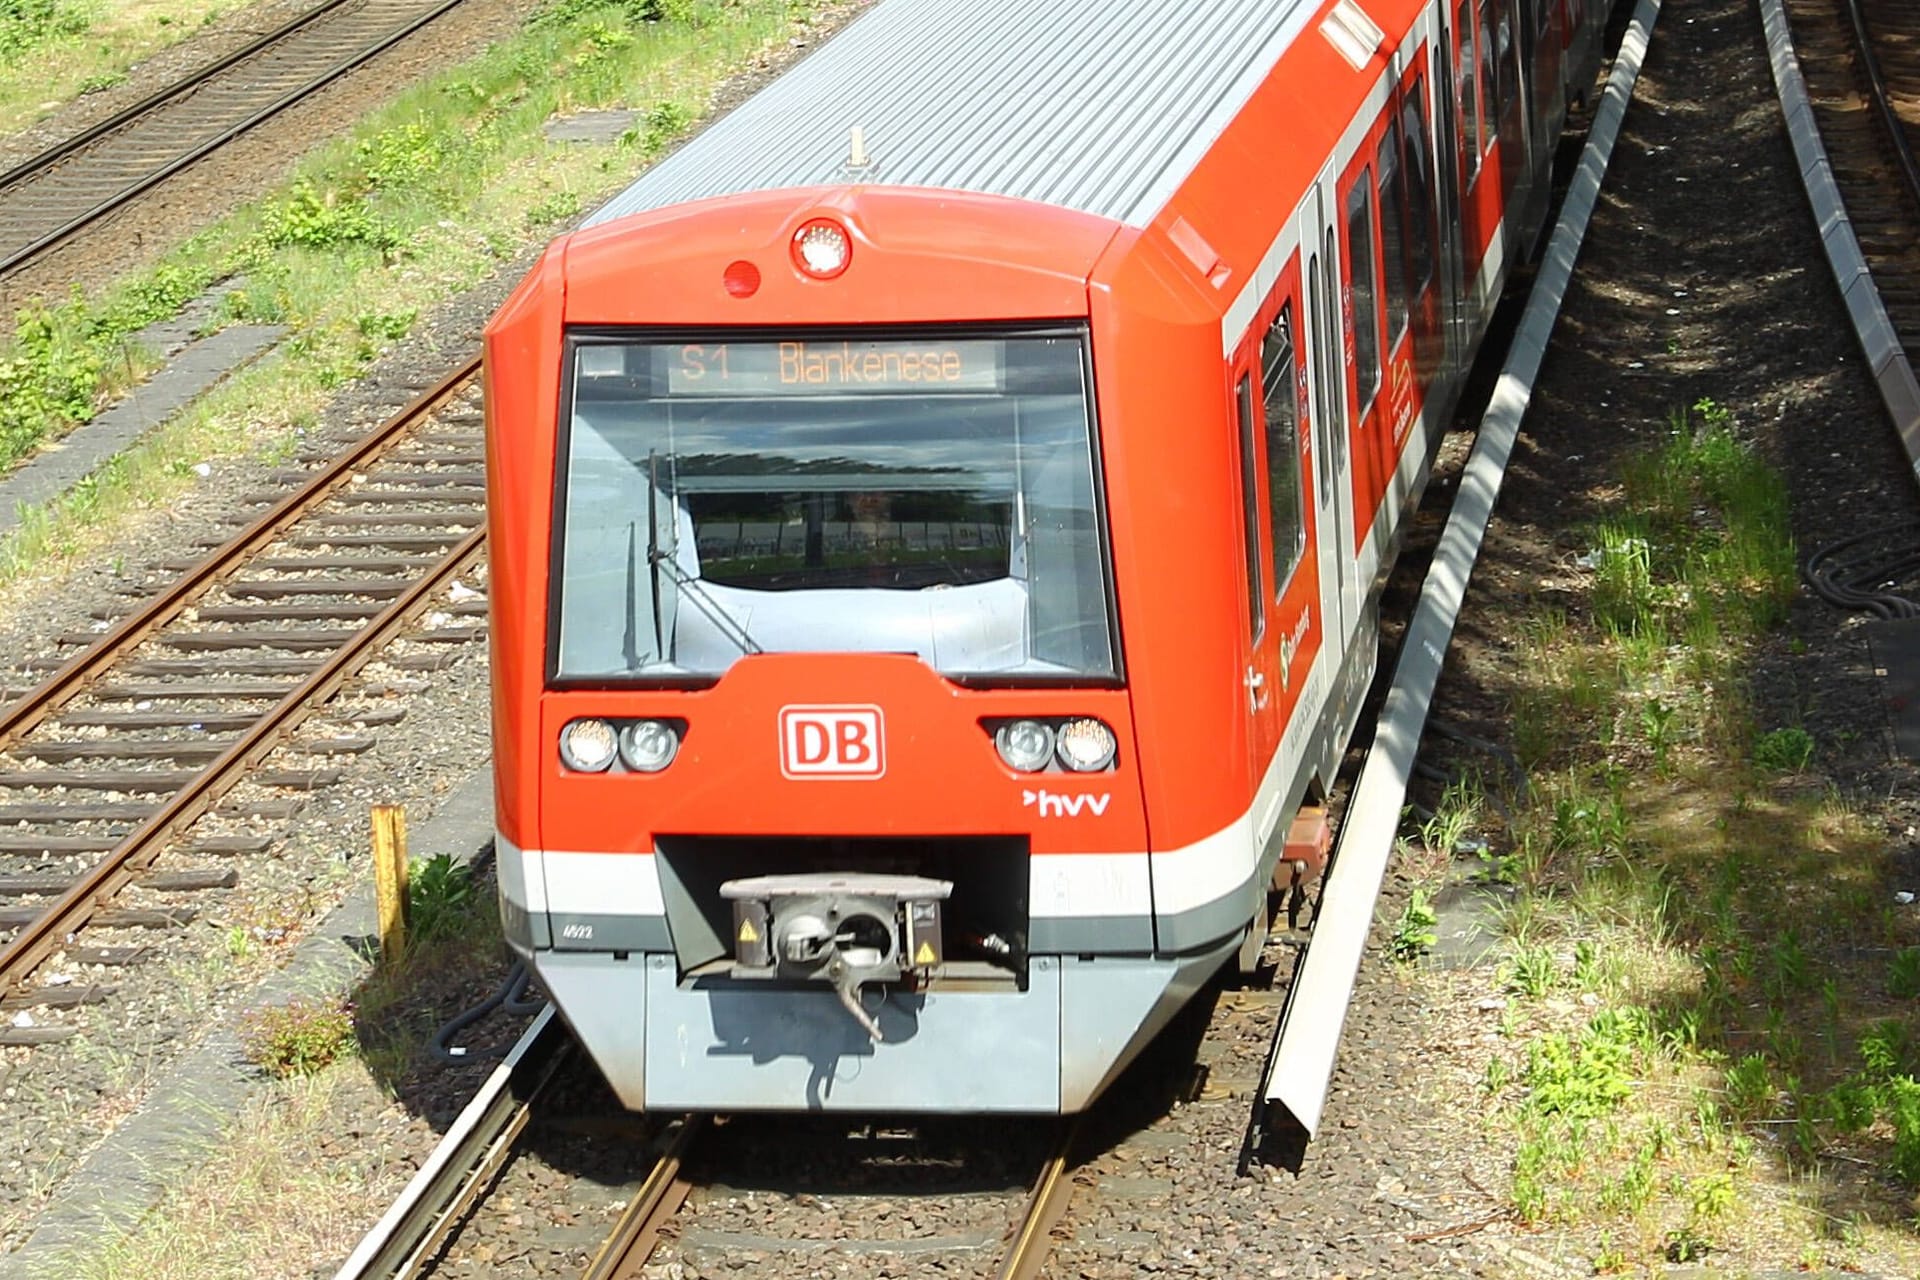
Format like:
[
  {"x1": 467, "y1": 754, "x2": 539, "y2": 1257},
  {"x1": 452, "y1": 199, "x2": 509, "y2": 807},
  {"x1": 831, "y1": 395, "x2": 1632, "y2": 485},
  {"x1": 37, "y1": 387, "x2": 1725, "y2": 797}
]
[{"x1": 720, "y1": 872, "x2": 953, "y2": 1042}]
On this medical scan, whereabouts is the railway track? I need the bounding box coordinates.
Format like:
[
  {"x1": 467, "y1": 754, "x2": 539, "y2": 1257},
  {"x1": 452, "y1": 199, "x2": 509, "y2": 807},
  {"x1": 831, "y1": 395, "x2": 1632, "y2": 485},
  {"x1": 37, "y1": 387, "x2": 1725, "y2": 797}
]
[
  {"x1": 583, "y1": 1120, "x2": 1082, "y2": 1280},
  {"x1": 1782, "y1": 0, "x2": 1920, "y2": 370},
  {"x1": 0, "y1": 357, "x2": 486, "y2": 1045},
  {"x1": 338, "y1": 1017, "x2": 1090, "y2": 1280},
  {"x1": 0, "y1": 0, "x2": 472, "y2": 278}
]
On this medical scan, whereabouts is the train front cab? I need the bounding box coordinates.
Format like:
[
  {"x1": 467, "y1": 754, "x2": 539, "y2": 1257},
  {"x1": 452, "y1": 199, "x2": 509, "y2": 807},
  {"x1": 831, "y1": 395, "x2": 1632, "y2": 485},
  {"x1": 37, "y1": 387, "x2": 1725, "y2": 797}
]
[{"x1": 485, "y1": 191, "x2": 1274, "y2": 1115}]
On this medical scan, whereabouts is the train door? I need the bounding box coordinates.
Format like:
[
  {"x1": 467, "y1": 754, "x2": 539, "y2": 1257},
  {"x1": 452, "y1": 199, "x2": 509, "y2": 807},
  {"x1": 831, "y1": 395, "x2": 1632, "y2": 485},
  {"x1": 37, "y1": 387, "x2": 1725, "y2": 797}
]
[
  {"x1": 1532, "y1": 0, "x2": 1566, "y2": 143},
  {"x1": 1338, "y1": 96, "x2": 1416, "y2": 565},
  {"x1": 1304, "y1": 177, "x2": 1356, "y2": 649},
  {"x1": 1233, "y1": 262, "x2": 1317, "y2": 837},
  {"x1": 1493, "y1": 0, "x2": 1531, "y2": 228},
  {"x1": 1259, "y1": 286, "x2": 1315, "y2": 730},
  {"x1": 1232, "y1": 349, "x2": 1281, "y2": 775},
  {"x1": 1431, "y1": 10, "x2": 1469, "y2": 382},
  {"x1": 1393, "y1": 52, "x2": 1444, "y2": 394},
  {"x1": 1456, "y1": 0, "x2": 1499, "y2": 299}
]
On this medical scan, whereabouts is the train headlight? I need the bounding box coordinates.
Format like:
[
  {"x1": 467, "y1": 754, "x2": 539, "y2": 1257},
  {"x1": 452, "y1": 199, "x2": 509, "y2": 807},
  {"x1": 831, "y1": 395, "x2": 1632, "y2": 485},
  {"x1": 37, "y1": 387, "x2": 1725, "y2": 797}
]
[
  {"x1": 618, "y1": 719, "x2": 680, "y2": 772},
  {"x1": 791, "y1": 218, "x2": 851, "y2": 279},
  {"x1": 558, "y1": 718, "x2": 618, "y2": 772},
  {"x1": 994, "y1": 719, "x2": 1055, "y2": 772},
  {"x1": 1054, "y1": 717, "x2": 1118, "y2": 772}
]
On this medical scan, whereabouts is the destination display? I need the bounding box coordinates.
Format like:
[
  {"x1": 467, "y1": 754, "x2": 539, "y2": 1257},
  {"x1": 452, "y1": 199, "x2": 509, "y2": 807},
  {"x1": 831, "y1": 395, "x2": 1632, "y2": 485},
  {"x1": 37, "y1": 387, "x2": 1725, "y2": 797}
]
[{"x1": 659, "y1": 339, "x2": 1004, "y2": 396}]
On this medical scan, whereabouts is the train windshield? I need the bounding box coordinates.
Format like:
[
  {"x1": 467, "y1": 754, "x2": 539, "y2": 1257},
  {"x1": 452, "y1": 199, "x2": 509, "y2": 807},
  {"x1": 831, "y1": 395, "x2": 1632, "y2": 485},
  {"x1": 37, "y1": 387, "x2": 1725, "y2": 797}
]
[{"x1": 552, "y1": 329, "x2": 1116, "y2": 682}]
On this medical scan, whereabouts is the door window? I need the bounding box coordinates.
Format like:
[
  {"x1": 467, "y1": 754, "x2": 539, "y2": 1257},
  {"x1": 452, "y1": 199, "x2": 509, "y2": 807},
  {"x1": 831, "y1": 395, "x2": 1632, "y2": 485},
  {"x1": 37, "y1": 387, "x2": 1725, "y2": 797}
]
[
  {"x1": 1345, "y1": 177, "x2": 1381, "y2": 414},
  {"x1": 1376, "y1": 125, "x2": 1410, "y2": 350},
  {"x1": 1400, "y1": 78, "x2": 1437, "y2": 294},
  {"x1": 1237, "y1": 374, "x2": 1265, "y2": 642},
  {"x1": 1262, "y1": 304, "x2": 1306, "y2": 590}
]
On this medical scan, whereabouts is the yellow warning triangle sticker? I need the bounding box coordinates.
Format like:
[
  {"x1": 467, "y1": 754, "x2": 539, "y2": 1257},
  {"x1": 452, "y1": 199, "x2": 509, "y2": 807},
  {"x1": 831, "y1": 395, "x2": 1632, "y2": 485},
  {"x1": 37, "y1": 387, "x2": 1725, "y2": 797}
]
[
  {"x1": 914, "y1": 941, "x2": 935, "y2": 965},
  {"x1": 738, "y1": 918, "x2": 759, "y2": 943}
]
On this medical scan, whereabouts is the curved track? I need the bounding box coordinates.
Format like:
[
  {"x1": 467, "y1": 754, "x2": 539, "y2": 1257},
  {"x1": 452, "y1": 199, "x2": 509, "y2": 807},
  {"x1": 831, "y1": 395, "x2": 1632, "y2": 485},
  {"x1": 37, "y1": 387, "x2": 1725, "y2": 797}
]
[
  {"x1": 0, "y1": 358, "x2": 486, "y2": 1043},
  {"x1": 0, "y1": 0, "x2": 471, "y2": 278},
  {"x1": 1773, "y1": 0, "x2": 1920, "y2": 464}
]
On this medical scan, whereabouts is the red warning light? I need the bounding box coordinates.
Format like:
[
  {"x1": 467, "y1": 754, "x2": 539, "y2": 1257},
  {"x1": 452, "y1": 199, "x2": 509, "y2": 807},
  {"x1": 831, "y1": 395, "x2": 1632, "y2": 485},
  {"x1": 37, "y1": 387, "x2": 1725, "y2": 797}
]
[{"x1": 723, "y1": 259, "x2": 761, "y2": 298}]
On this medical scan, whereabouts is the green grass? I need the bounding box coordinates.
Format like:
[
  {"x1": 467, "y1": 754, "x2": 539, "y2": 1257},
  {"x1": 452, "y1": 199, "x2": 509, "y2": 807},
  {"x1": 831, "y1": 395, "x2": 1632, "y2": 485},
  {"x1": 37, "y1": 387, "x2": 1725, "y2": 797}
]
[
  {"x1": 1460, "y1": 399, "x2": 1920, "y2": 1273},
  {"x1": 0, "y1": 0, "x2": 95, "y2": 67},
  {"x1": 0, "y1": 2, "x2": 243, "y2": 137},
  {"x1": 0, "y1": 0, "x2": 822, "y2": 586}
]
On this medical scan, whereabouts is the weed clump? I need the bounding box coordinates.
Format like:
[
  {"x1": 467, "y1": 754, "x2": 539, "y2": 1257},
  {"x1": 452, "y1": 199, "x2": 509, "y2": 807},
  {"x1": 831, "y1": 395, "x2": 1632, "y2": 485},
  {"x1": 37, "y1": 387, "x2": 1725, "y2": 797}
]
[
  {"x1": 1753, "y1": 726, "x2": 1813, "y2": 773},
  {"x1": 0, "y1": 0, "x2": 90, "y2": 66},
  {"x1": 254, "y1": 183, "x2": 400, "y2": 254},
  {"x1": 238, "y1": 995, "x2": 356, "y2": 1077},
  {"x1": 0, "y1": 310, "x2": 100, "y2": 458},
  {"x1": 407, "y1": 852, "x2": 477, "y2": 943},
  {"x1": 1389, "y1": 886, "x2": 1437, "y2": 962}
]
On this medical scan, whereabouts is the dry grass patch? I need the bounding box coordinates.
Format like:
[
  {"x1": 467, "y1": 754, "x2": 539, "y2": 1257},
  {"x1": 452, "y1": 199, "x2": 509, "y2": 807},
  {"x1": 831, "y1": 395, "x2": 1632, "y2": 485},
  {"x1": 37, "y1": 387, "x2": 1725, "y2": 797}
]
[{"x1": 75, "y1": 1069, "x2": 418, "y2": 1280}]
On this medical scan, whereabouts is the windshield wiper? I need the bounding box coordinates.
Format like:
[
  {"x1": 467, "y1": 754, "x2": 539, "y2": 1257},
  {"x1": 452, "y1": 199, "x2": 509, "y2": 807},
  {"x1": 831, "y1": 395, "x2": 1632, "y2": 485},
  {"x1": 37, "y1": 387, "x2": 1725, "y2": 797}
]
[
  {"x1": 651, "y1": 550, "x2": 763, "y2": 656},
  {"x1": 645, "y1": 451, "x2": 762, "y2": 658}
]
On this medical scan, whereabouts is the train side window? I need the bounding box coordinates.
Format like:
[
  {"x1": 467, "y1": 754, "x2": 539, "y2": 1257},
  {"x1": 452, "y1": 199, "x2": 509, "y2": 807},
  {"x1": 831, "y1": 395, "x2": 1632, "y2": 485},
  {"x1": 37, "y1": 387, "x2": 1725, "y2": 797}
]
[
  {"x1": 1477, "y1": 0, "x2": 1498, "y2": 126},
  {"x1": 1237, "y1": 373, "x2": 1265, "y2": 642},
  {"x1": 1458, "y1": 0, "x2": 1483, "y2": 180},
  {"x1": 1262, "y1": 304, "x2": 1306, "y2": 589},
  {"x1": 1307, "y1": 254, "x2": 1334, "y2": 508},
  {"x1": 1322, "y1": 226, "x2": 1347, "y2": 469},
  {"x1": 1345, "y1": 177, "x2": 1381, "y2": 414},
  {"x1": 1376, "y1": 123, "x2": 1410, "y2": 350},
  {"x1": 1495, "y1": 0, "x2": 1518, "y2": 123},
  {"x1": 1401, "y1": 78, "x2": 1437, "y2": 294}
]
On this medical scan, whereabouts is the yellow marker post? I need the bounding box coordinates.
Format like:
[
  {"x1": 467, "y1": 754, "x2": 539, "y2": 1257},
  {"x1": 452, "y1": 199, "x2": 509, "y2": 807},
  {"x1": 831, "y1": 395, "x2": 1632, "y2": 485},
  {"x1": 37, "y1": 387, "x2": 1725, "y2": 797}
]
[{"x1": 371, "y1": 804, "x2": 409, "y2": 965}]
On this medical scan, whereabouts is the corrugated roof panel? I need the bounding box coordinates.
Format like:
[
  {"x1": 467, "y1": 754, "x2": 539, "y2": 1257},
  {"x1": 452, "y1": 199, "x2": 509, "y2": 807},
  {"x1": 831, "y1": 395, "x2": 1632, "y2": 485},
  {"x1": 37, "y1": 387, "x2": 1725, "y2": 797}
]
[{"x1": 586, "y1": 0, "x2": 1329, "y2": 231}]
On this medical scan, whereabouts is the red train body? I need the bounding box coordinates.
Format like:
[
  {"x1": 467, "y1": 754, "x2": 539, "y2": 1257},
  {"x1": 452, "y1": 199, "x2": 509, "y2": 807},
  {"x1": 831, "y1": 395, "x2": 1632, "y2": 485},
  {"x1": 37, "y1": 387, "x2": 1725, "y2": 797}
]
[{"x1": 485, "y1": 0, "x2": 1606, "y2": 1112}]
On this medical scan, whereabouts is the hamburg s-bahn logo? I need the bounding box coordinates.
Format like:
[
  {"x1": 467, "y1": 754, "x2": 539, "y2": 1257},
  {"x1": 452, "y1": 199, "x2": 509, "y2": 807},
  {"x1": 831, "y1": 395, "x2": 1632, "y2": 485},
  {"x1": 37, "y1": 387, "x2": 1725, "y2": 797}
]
[{"x1": 779, "y1": 705, "x2": 886, "y2": 779}]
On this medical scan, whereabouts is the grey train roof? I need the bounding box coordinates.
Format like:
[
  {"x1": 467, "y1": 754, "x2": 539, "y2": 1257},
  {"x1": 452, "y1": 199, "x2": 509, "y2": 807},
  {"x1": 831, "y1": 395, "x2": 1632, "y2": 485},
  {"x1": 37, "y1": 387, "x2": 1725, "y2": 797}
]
[{"x1": 585, "y1": 0, "x2": 1321, "y2": 232}]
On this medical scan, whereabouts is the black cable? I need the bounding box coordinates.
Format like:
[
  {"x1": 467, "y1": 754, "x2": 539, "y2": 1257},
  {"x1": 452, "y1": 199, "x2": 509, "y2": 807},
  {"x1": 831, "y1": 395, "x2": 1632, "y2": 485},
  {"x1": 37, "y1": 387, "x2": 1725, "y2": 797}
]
[
  {"x1": 431, "y1": 960, "x2": 545, "y2": 1063},
  {"x1": 500, "y1": 964, "x2": 545, "y2": 1016},
  {"x1": 1804, "y1": 521, "x2": 1920, "y2": 619}
]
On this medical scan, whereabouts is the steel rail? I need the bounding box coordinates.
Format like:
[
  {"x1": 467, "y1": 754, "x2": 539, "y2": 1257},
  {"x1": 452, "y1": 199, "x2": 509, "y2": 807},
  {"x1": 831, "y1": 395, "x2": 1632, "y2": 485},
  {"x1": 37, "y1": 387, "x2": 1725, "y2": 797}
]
[
  {"x1": 0, "y1": 357, "x2": 480, "y2": 753},
  {"x1": 0, "y1": 0, "x2": 472, "y2": 276},
  {"x1": 332, "y1": 1005, "x2": 566, "y2": 1280},
  {"x1": 0, "y1": 0, "x2": 358, "y2": 196},
  {"x1": 577, "y1": 1117, "x2": 708, "y2": 1280},
  {"x1": 993, "y1": 1119, "x2": 1081, "y2": 1280},
  {"x1": 1761, "y1": 0, "x2": 1920, "y2": 476},
  {"x1": 1840, "y1": 0, "x2": 1920, "y2": 217},
  {"x1": 572, "y1": 1114, "x2": 1072, "y2": 1280},
  {"x1": 0, "y1": 523, "x2": 484, "y2": 990}
]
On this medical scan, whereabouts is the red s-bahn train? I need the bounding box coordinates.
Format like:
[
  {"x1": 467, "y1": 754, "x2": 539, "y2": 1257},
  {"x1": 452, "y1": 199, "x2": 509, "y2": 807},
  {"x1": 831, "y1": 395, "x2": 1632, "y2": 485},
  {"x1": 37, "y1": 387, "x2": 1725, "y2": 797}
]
[{"x1": 485, "y1": 0, "x2": 1605, "y2": 1113}]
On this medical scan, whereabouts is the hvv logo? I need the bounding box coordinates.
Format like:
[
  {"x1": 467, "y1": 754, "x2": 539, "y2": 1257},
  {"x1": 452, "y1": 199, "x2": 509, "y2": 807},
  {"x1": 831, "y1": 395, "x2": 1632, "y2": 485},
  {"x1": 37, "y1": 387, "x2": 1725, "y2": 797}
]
[
  {"x1": 779, "y1": 705, "x2": 885, "y2": 779},
  {"x1": 1023, "y1": 788, "x2": 1112, "y2": 818}
]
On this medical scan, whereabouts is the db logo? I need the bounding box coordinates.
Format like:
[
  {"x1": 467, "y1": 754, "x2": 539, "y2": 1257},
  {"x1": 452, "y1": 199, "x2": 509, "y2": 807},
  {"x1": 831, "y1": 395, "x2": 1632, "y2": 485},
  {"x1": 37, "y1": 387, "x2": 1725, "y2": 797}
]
[{"x1": 779, "y1": 705, "x2": 885, "y2": 779}]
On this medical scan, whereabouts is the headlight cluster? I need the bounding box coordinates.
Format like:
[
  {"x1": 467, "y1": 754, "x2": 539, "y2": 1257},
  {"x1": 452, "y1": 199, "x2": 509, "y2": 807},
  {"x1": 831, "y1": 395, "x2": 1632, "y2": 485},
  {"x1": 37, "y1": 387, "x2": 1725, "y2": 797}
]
[
  {"x1": 558, "y1": 718, "x2": 684, "y2": 773},
  {"x1": 990, "y1": 716, "x2": 1119, "y2": 773}
]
